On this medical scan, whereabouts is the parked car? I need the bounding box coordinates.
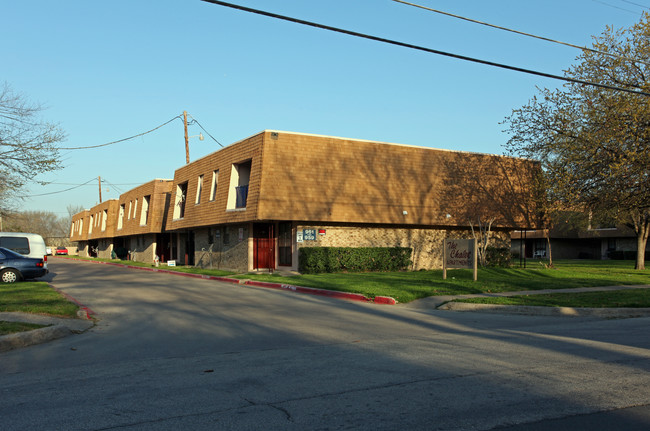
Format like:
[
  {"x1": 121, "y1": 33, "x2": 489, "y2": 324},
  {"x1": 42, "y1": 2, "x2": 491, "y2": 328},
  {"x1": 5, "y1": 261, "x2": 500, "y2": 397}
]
[
  {"x1": 55, "y1": 246, "x2": 69, "y2": 255},
  {"x1": 0, "y1": 232, "x2": 48, "y2": 260},
  {"x1": 46, "y1": 247, "x2": 53, "y2": 256},
  {"x1": 0, "y1": 247, "x2": 48, "y2": 283}
]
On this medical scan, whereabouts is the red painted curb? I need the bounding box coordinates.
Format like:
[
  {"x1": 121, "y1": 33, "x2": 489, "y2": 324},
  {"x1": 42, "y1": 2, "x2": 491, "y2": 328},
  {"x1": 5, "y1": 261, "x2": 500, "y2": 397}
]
[
  {"x1": 373, "y1": 296, "x2": 397, "y2": 305},
  {"x1": 49, "y1": 283, "x2": 96, "y2": 319},
  {"x1": 243, "y1": 280, "x2": 371, "y2": 303}
]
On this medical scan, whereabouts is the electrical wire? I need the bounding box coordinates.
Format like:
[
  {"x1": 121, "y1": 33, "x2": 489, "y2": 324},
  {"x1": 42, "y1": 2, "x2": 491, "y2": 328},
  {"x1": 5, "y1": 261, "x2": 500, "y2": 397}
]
[
  {"x1": 58, "y1": 115, "x2": 182, "y2": 150},
  {"x1": 392, "y1": 0, "x2": 650, "y2": 67},
  {"x1": 620, "y1": 0, "x2": 649, "y2": 8},
  {"x1": 20, "y1": 178, "x2": 98, "y2": 197},
  {"x1": 188, "y1": 116, "x2": 224, "y2": 147},
  {"x1": 592, "y1": 0, "x2": 640, "y2": 13},
  {"x1": 200, "y1": 0, "x2": 650, "y2": 97}
]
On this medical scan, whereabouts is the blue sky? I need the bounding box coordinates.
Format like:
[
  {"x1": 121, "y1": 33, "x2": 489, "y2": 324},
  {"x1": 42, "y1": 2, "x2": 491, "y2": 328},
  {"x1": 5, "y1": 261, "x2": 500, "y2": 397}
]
[{"x1": 3, "y1": 0, "x2": 648, "y2": 216}]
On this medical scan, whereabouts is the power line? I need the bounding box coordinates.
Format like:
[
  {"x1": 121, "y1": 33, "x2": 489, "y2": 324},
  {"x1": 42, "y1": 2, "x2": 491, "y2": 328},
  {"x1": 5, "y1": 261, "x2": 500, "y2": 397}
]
[
  {"x1": 620, "y1": 0, "x2": 650, "y2": 8},
  {"x1": 21, "y1": 178, "x2": 98, "y2": 198},
  {"x1": 592, "y1": 0, "x2": 640, "y2": 13},
  {"x1": 200, "y1": 0, "x2": 650, "y2": 97},
  {"x1": 58, "y1": 115, "x2": 182, "y2": 150},
  {"x1": 187, "y1": 116, "x2": 224, "y2": 147},
  {"x1": 392, "y1": 0, "x2": 650, "y2": 67}
]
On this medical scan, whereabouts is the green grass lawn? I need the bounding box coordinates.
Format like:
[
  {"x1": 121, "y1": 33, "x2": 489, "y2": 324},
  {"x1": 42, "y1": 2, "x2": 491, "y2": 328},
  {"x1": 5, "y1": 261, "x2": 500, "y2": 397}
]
[
  {"x1": 456, "y1": 289, "x2": 650, "y2": 308},
  {"x1": 0, "y1": 321, "x2": 48, "y2": 336},
  {"x1": 234, "y1": 259, "x2": 649, "y2": 303},
  {"x1": 0, "y1": 282, "x2": 80, "y2": 317}
]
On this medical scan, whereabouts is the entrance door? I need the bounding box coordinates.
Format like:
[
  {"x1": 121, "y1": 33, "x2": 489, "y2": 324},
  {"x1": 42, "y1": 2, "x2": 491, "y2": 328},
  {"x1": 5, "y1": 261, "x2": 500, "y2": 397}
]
[
  {"x1": 253, "y1": 223, "x2": 275, "y2": 270},
  {"x1": 278, "y1": 222, "x2": 292, "y2": 266}
]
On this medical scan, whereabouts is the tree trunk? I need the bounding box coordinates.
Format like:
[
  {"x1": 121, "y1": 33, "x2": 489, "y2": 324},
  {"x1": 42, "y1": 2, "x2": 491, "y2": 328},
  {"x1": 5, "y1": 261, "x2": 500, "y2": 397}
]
[
  {"x1": 632, "y1": 212, "x2": 649, "y2": 270},
  {"x1": 545, "y1": 230, "x2": 554, "y2": 268}
]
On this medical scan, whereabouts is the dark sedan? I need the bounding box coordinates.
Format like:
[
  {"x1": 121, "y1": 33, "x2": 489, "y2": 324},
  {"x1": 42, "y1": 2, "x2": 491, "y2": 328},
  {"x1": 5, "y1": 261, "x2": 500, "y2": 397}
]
[{"x1": 0, "y1": 247, "x2": 48, "y2": 283}]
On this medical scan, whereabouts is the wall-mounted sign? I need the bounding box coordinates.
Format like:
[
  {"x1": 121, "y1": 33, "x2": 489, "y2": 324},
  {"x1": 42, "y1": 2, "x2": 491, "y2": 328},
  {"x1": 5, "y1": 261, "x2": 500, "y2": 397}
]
[
  {"x1": 296, "y1": 230, "x2": 304, "y2": 243},
  {"x1": 443, "y1": 238, "x2": 477, "y2": 281},
  {"x1": 318, "y1": 229, "x2": 326, "y2": 235},
  {"x1": 303, "y1": 229, "x2": 317, "y2": 241}
]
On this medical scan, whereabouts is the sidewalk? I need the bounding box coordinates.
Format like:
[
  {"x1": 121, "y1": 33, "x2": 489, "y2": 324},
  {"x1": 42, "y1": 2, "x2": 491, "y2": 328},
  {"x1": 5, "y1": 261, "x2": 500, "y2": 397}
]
[{"x1": 405, "y1": 284, "x2": 650, "y2": 317}]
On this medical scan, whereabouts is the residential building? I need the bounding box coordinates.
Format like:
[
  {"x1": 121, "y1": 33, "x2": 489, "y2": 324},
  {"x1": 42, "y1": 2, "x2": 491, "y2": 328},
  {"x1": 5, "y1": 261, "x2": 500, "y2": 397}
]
[
  {"x1": 71, "y1": 130, "x2": 541, "y2": 271},
  {"x1": 163, "y1": 130, "x2": 541, "y2": 271}
]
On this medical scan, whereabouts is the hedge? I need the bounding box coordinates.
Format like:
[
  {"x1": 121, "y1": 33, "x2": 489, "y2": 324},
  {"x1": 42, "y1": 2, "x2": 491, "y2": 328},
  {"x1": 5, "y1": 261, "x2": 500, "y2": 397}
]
[{"x1": 299, "y1": 247, "x2": 412, "y2": 273}]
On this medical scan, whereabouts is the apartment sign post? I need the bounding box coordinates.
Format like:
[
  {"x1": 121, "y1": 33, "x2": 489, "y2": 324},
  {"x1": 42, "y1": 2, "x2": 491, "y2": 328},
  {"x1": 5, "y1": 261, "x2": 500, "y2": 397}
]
[{"x1": 443, "y1": 238, "x2": 478, "y2": 281}]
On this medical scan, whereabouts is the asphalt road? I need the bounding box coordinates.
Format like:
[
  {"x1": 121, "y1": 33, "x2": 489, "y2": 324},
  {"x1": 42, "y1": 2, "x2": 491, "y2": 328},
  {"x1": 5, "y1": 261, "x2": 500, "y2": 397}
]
[{"x1": 1, "y1": 258, "x2": 649, "y2": 430}]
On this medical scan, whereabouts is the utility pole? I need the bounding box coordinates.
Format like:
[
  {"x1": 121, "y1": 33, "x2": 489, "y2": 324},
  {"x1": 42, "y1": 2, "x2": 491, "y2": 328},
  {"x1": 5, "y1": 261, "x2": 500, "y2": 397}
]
[
  {"x1": 184, "y1": 110, "x2": 190, "y2": 164},
  {"x1": 98, "y1": 176, "x2": 103, "y2": 203}
]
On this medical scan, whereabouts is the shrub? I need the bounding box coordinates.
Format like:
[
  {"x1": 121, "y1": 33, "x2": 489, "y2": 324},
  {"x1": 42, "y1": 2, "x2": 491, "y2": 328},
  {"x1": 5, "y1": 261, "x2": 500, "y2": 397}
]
[
  {"x1": 484, "y1": 247, "x2": 512, "y2": 267},
  {"x1": 299, "y1": 247, "x2": 412, "y2": 274}
]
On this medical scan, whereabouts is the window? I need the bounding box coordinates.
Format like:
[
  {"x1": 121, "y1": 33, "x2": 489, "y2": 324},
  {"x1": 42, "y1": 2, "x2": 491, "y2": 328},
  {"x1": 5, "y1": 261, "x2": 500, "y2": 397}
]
[
  {"x1": 140, "y1": 195, "x2": 150, "y2": 225},
  {"x1": 196, "y1": 175, "x2": 204, "y2": 205},
  {"x1": 134, "y1": 198, "x2": 138, "y2": 220},
  {"x1": 78, "y1": 219, "x2": 83, "y2": 235},
  {"x1": 173, "y1": 182, "x2": 188, "y2": 219},
  {"x1": 89, "y1": 215, "x2": 94, "y2": 234},
  {"x1": 70, "y1": 223, "x2": 74, "y2": 237},
  {"x1": 102, "y1": 210, "x2": 107, "y2": 231},
  {"x1": 227, "y1": 160, "x2": 251, "y2": 210},
  {"x1": 0, "y1": 237, "x2": 30, "y2": 255},
  {"x1": 209, "y1": 170, "x2": 219, "y2": 201},
  {"x1": 128, "y1": 201, "x2": 133, "y2": 220},
  {"x1": 118, "y1": 204, "x2": 125, "y2": 229}
]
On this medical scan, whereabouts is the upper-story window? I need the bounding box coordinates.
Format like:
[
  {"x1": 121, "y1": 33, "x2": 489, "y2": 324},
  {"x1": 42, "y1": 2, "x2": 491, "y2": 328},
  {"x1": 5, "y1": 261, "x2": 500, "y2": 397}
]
[
  {"x1": 140, "y1": 195, "x2": 150, "y2": 225},
  {"x1": 209, "y1": 170, "x2": 219, "y2": 201},
  {"x1": 118, "y1": 204, "x2": 125, "y2": 229},
  {"x1": 101, "y1": 209, "x2": 108, "y2": 231},
  {"x1": 227, "y1": 160, "x2": 251, "y2": 210},
  {"x1": 173, "y1": 182, "x2": 188, "y2": 219},
  {"x1": 196, "y1": 175, "x2": 204, "y2": 205}
]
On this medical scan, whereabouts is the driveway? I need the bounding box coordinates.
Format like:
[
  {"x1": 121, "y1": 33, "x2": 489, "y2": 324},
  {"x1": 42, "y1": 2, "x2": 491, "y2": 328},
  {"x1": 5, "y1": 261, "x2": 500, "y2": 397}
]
[{"x1": 1, "y1": 258, "x2": 650, "y2": 430}]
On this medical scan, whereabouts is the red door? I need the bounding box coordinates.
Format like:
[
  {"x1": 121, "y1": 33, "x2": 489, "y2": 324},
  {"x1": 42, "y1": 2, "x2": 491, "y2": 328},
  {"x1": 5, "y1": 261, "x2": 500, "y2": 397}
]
[{"x1": 253, "y1": 223, "x2": 275, "y2": 270}]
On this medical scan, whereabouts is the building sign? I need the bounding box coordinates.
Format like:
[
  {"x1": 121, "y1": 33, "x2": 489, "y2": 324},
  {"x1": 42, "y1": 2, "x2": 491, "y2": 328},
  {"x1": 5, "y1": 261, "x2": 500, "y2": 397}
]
[
  {"x1": 296, "y1": 230, "x2": 304, "y2": 243},
  {"x1": 318, "y1": 229, "x2": 326, "y2": 235},
  {"x1": 303, "y1": 229, "x2": 317, "y2": 241},
  {"x1": 443, "y1": 238, "x2": 477, "y2": 281}
]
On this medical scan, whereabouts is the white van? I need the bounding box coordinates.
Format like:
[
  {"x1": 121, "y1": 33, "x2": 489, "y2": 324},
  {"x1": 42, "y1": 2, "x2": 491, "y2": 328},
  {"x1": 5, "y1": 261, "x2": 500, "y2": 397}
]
[{"x1": 0, "y1": 232, "x2": 49, "y2": 269}]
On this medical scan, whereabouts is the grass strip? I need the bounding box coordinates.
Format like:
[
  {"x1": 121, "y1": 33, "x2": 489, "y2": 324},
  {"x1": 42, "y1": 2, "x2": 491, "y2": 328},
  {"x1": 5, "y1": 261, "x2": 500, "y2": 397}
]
[
  {"x1": 454, "y1": 289, "x2": 650, "y2": 308},
  {"x1": 0, "y1": 321, "x2": 48, "y2": 336},
  {"x1": 58, "y1": 256, "x2": 649, "y2": 304},
  {"x1": 0, "y1": 282, "x2": 80, "y2": 317}
]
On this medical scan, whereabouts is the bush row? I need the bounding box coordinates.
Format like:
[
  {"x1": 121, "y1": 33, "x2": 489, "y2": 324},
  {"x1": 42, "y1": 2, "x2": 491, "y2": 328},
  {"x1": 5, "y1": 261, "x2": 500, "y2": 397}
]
[{"x1": 299, "y1": 247, "x2": 412, "y2": 273}]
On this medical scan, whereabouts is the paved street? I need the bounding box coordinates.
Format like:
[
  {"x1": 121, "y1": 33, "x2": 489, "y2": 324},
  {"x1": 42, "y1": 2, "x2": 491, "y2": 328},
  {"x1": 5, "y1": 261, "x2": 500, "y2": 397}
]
[{"x1": 1, "y1": 258, "x2": 650, "y2": 430}]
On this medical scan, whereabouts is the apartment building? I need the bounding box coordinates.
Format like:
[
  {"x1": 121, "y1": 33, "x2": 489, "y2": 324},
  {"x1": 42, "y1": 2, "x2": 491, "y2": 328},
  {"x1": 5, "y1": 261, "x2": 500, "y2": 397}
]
[
  {"x1": 163, "y1": 130, "x2": 541, "y2": 271},
  {"x1": 71, "y1": 130, "x2": 541, "y2": 271},
  {"x1": 71, "y1": 180, "x2": 172, "y2": 262}
]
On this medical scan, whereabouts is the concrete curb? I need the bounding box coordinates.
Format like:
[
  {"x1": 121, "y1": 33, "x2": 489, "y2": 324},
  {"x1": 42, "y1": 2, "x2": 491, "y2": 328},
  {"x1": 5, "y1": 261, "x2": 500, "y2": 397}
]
[
  {"x1": 0, "y1": 324, "x2": 72, "y2": 353},
  {"x1": 438, "y1": 302, "x2": 650, "y2": 318}
]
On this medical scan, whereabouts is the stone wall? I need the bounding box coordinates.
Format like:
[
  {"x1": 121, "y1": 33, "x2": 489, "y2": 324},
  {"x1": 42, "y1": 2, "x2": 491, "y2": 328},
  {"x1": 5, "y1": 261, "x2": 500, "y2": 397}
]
[
  {"x1": 192, "y1": 224, "x2": 250, "y2": 272},
  {"x1": 296, "y1": 224, "x2": 510, "y2": 270}
]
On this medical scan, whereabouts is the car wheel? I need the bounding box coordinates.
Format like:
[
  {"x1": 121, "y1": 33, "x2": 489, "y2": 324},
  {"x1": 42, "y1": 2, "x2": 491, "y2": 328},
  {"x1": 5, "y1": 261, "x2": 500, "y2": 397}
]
[{"x1": 1, "y1": 269, "x2": 21, "y2": 283}]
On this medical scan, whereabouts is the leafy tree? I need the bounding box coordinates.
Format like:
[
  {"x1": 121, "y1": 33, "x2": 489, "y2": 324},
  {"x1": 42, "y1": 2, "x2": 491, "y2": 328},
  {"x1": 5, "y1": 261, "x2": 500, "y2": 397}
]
[
  {"x1": 0, "y1": 83, "x2": 65, "y2": 214},
  {"x1": 503, "y1": 13, "x2": 650, "y2": 270}
]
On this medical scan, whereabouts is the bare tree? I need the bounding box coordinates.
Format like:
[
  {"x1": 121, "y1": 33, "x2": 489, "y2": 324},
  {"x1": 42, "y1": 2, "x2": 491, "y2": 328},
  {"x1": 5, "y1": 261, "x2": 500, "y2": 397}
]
[{"x1": 0, "y1": 83, "x2": 65, "y2": 214}]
